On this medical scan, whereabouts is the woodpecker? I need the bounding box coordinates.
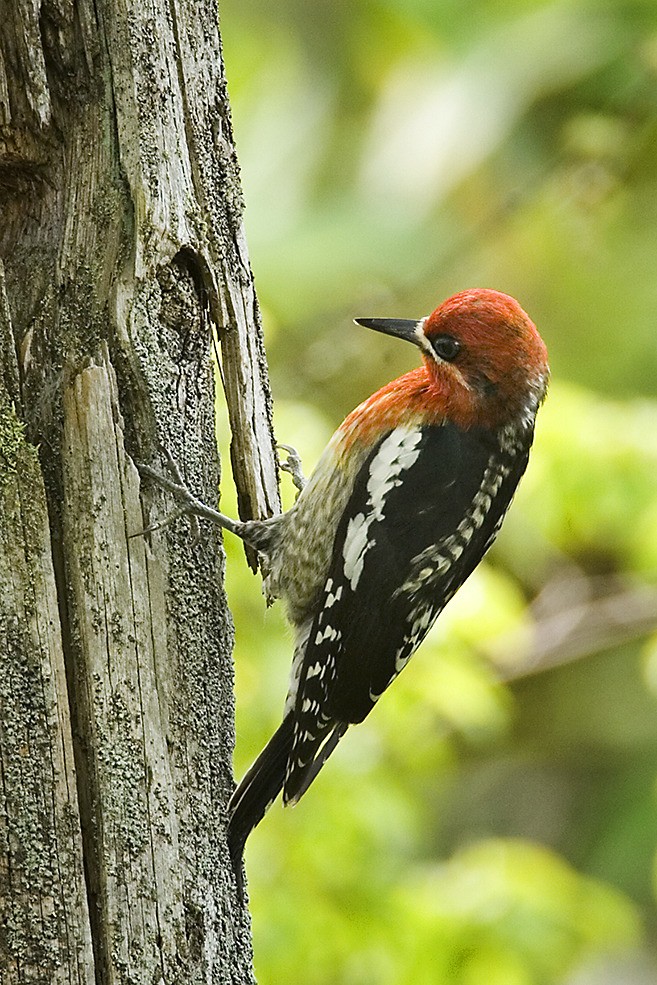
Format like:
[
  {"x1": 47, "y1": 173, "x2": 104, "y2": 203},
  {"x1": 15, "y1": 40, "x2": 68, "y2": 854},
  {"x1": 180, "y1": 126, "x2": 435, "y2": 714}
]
[{"x1": 139, "y1": 288, "x2": 548, "y2": 889}]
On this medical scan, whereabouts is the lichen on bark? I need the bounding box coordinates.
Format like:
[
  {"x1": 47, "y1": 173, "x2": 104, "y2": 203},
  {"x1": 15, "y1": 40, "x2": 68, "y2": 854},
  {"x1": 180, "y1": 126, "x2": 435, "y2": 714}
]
[{"x1": 0, "y1": 0, "x2": 277, "y2": 980}]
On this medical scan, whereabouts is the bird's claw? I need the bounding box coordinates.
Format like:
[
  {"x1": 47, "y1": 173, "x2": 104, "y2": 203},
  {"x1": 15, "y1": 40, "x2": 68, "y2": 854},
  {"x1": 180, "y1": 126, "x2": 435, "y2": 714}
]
[
  {"x1": 135, "y1": 448, "x2": 242, "y2": 540},
  {"x1": 158, "y1": 446, "x2": 186, "y2": 486},
  {"x1": 135, "y1": 451, "x2": 205, "y2": 541},
  {"x1": 130, "y1": 504, "x2": 189, "y2": 539},
  {"x1": 278, "y1": 443, "x2": 306, "y2": 495}
]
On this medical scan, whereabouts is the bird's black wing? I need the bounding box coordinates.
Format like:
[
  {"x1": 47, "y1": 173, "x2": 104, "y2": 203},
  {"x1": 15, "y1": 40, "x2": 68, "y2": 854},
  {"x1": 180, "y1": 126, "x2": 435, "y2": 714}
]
[{"x1": 284, "y1": 421, "x2": 530, "y2": 802}]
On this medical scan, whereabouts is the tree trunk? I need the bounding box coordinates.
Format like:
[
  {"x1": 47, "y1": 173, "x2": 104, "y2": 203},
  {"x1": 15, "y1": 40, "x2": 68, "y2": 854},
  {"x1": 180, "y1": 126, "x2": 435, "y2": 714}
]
[{"x1": 0, "y1": 1, "x2": 279, "y2": 982}]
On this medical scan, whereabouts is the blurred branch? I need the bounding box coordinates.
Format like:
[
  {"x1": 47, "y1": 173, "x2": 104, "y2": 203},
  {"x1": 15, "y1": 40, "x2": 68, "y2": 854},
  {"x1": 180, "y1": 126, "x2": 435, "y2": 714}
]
[{"x1": 490, "y1": 571, "x2": 657, "y2": 681}]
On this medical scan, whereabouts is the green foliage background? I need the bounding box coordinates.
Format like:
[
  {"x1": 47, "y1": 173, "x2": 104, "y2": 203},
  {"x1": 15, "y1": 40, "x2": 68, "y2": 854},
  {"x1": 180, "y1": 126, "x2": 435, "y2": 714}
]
[{"x1": 217, "y1": 1, "x2": 657, "y2": 981}]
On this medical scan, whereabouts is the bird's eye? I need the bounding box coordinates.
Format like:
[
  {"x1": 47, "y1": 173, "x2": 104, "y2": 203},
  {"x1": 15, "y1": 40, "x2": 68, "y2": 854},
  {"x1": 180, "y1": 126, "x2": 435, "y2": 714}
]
[{"x1": 431, "y1": 334, "x2": 461, "y2": 362}]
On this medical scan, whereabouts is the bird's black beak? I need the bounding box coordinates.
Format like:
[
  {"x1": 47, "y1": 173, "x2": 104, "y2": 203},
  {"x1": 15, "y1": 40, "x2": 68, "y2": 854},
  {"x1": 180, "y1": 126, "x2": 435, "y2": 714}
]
[{"x1": 354, "y1": 317, "x2": 422, "y2": 347}]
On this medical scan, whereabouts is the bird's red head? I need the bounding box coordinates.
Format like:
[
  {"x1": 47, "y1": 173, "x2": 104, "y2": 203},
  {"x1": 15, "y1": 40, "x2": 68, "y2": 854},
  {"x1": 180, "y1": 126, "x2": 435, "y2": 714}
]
[{"x1": 355, "y1": 289, "x2": 548, "y2": 431}]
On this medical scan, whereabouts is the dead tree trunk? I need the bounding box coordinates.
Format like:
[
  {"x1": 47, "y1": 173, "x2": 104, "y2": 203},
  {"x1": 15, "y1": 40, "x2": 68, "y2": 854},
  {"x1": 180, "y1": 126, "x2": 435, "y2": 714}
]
[{"x1": 0, "y1": 1, "x2": 279, "y2": 982}]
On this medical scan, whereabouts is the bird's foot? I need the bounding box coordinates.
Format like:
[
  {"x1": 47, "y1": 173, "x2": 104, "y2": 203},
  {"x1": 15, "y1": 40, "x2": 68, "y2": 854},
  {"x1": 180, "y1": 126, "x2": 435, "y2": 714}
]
[
  {"x1": 278, "y1": 443, "x2": 306, "y2": 495},
  {"x1": 135, "y1": 448, "x2": 242, "y2": 540}
]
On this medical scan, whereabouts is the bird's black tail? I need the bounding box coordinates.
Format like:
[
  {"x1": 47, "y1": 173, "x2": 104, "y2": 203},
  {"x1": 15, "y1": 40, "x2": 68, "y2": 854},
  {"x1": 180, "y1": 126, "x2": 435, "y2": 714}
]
[
  {"x1": 283, "y1": 720, "x2": 348, "y2": 805},
  {"x1": 227, "y1": 713, "x2": 295, "y2": 895}
]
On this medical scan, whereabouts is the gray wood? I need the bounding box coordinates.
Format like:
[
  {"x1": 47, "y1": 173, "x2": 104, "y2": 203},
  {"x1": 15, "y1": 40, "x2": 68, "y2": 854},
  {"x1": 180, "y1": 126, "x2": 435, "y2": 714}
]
[{"x1": 0, "y1": 0, "x2": 279, "y2": 980}]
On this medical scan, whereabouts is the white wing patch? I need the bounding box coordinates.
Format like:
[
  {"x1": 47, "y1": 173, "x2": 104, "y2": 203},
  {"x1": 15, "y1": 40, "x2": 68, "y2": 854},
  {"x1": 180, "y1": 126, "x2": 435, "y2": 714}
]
[
  {"x1": 325, "y1": 585, "x2": 343, "y2": 607},
  {"x1": 368, "y1": 605, "x2": 437, "y2": 703},
  {"x1": 395, "y1": 457, "x2": 512, "y2": 598},
  {"x1": 314, "y1": 625, "x2": 340, "y2": 645},
  {"x1": 342, "y1": 512, "x2": 370, "y2": 590},
  {"x1": 342, "y1": 426, "x2": 424, "y2": 590},
  {"x1": 367, "y1": 427, "x2": 423, "y2": 519}
]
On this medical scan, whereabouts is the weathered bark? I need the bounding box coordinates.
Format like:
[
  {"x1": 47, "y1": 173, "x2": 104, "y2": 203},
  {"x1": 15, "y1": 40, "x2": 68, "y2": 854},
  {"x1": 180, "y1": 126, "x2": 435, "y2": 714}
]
[{"x1": 0, "y1": 1, "x2": 279, "y2": 982}]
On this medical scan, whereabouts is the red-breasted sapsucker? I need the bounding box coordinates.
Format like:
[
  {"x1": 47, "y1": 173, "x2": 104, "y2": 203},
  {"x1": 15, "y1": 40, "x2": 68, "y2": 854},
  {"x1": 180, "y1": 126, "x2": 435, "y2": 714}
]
[{"x1": 140, "y1": 288, "x2": 548, "y2": 888}]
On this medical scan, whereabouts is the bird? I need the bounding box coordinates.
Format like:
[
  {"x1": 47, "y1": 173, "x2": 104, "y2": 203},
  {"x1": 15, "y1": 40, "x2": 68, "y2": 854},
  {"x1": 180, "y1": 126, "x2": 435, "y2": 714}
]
[{"x1": 138, "y1": 287, "x2": 549, "y2": 891}]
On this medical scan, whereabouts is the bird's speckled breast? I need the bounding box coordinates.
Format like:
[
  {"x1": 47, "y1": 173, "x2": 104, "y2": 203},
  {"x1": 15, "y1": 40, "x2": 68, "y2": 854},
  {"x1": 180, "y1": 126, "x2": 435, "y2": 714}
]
[{"x1": 266, "y1": 429, "x2": 373, "y2": 626}]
